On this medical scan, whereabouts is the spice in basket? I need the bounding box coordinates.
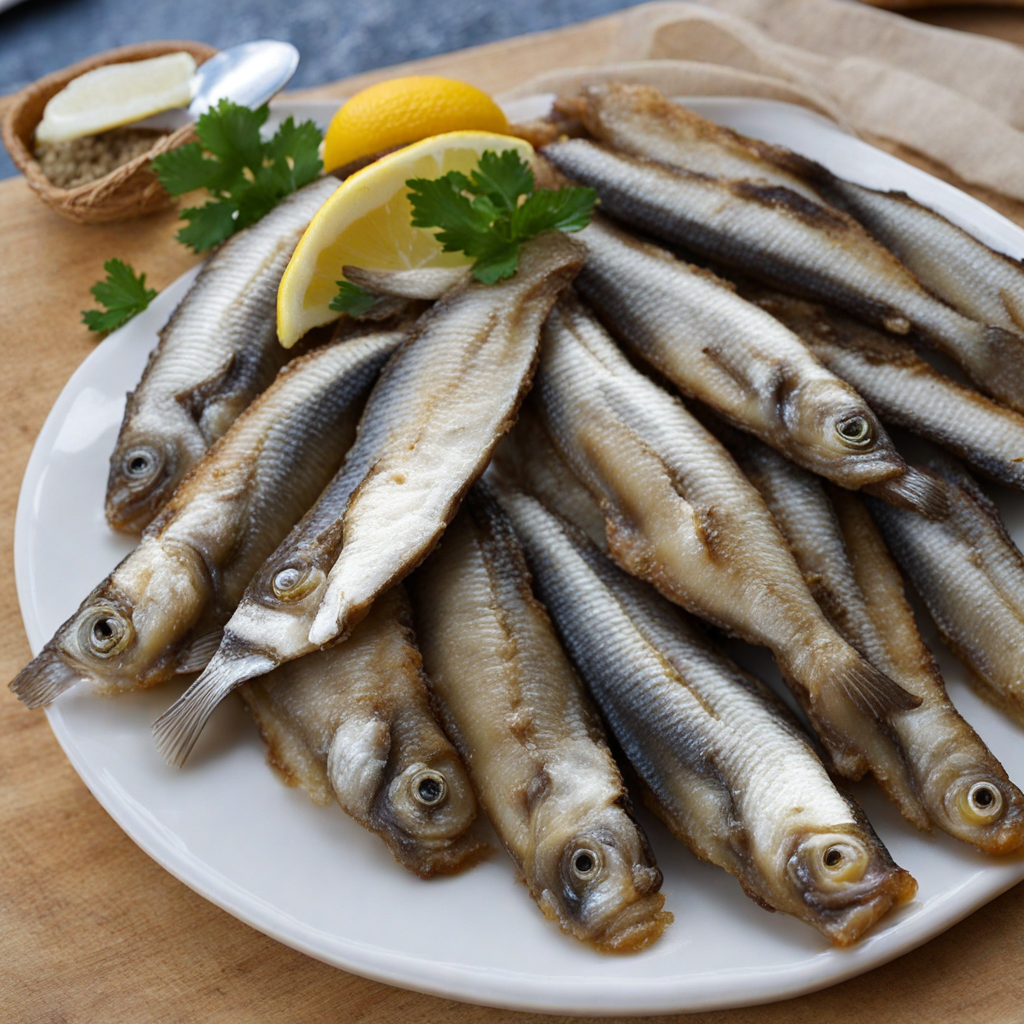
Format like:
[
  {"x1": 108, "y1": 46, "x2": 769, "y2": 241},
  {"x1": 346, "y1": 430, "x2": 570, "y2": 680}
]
[{"x1": 36, "y1": 128, "x2": 168, "y2": 189}]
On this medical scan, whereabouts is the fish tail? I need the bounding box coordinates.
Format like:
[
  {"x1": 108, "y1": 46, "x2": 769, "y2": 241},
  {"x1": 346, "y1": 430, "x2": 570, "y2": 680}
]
[
  {"x1": 152, "y1": 650, "x2": 276, "y2": 767},
  {"x1": 9, "y1": 647, "x2": 82, "y2": 709},
  {"x1": 861, "y1": 466, "x2": 949, "y2": 520}
]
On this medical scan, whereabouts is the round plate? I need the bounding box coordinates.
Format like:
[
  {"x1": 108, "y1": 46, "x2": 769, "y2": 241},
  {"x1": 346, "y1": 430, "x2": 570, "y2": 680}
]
[{"x1": 14, "y1": 97, "x2": 1024, "y2": 1015}]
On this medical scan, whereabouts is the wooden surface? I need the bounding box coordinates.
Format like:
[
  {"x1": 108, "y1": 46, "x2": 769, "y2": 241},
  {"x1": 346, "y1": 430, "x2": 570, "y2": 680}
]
[{"x1": 4, "y1": 8, "x2": 1024, "y2": 1023}]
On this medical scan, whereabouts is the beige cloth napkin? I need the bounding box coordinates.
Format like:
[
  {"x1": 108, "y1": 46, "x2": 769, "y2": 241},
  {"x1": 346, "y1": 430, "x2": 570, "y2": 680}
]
[{"x1": 501, "y1": 0, "x2": 1024, "y2": 203}]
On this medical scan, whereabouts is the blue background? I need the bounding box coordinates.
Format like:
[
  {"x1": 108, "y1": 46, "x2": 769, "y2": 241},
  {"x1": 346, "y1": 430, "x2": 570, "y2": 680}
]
[{"x1": 0, "y1": 0, "x2": 642, "y2": 179}]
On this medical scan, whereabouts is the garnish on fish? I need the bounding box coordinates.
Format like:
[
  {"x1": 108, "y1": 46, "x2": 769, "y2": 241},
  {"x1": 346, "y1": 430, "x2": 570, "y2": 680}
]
[
  {"x1": 241, "y1": 585, "x2": 483, "y2": 877},
  {"x1": 11, "y1": 328, "x2": 399, "y2": 708},
  {"x1": 409, "y1": 482, "x2": 670, "y2": 952},
  {"x1": 105, "y1": 176, "x2": 341, "y2": 533},
  {"x1": 152, "y1": 232, "x2": 583, "y2": 768},
  {"x1": 495, "y1": 482, "x2": 917, "y2": 945}
]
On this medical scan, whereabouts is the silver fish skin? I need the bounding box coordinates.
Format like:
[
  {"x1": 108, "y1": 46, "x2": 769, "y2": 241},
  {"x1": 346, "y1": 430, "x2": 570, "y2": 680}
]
[
  {"x1": 152, "y1": 232, "x2": 583, "y2": 768},
  {"x1": 106, "y1": 176, "x2": 341, "y2": 534},
  {"x1": 540, "y1": 140, "x2": 1024, "y2": 411},
  {"x1": 535, "y1": 295, "x2": 920, "y2": 782},
  {"x1": 826, "y1": 180, "x2": 1024, "y2": 336},
  {"x1": 737, "y1": 438, "x2": 1024, "y2": 853},
  {"x1": 409, "y1": 482, "x2": 670, "y2": 953},
  {"x1": 756, "y1": 292, "x2": 1024, "y2": 492},
  {"x1": 868, "y1": 455, "x2": 1024, "y2": 730},
  {"x1": 573, "y1": 216, "x2": 906, "y2": 490},
  {"x1": 558, "y1": 82, "x2": 824, "y2": 203},
  {"x1": 11, "y1": 329, "x2": 401, "y2": 710},
  {"x1": 240, "y1": 585, "x2": 483, "y2": 877},
  {"x1": 491, "y1": 401, "x2": 609, "y2": 552},
  {"x1": 496, "y1": 484, "x2": 917, "y2": 946}
]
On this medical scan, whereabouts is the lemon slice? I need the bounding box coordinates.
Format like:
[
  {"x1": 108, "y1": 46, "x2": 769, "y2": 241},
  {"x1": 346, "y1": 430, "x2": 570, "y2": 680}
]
[
  {"x1": 36, "y1": 52, "x2": 197, "y2": 145},
  {"x1": 277, "y1": 130, "x2": 533, "y2": 348}
]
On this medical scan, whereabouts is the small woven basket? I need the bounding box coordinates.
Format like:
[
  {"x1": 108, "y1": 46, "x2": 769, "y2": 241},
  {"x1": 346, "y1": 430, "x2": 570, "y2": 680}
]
[{"x1": 2, "y1": 40, "x2": 218, "y2": 224}]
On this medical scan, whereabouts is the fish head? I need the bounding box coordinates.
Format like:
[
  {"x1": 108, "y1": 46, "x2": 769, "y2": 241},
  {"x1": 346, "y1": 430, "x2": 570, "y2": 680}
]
[
  {"x1": 534, "y1": 807, "x2": 669, "y2": 952},
  {"x1": 11, "y1": 584, "x2": 144, "y2": 706},
  {"x1": 375, "y1": 752, "x2": 483, "y2": 875},
  {"x1": 105, "y1": 415, "x2": 205, "y2": 533},
  {"x1": 242, "y1": 551, "x2": 331, "y2": 657},
  {"x1": 929, "y1": 764, "x2": 1024, "y2": 855},
  {"x1": 784, "y1": 379, "x2": 905, "y2": 488},
  {"x1": 785, "y1": 828, "x2": 916, "y2": 945}
]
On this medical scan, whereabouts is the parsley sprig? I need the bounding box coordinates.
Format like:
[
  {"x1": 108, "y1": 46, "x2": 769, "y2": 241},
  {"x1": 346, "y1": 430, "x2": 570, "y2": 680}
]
[
  {"x1": 151, "y1": 100, "x2": 323, "y2": 252},
  {"x1": 405, "y1": 149, "x2": 596, "y2": 284},
  {"x1": 330, "y1": 281, "x2": 383, "y2": 317},
  {"x1": 81, "y1": 259, "x2": 157, "y2": 334}
]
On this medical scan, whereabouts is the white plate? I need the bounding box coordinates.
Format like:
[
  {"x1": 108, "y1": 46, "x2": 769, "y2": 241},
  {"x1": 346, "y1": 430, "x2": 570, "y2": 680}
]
[{"x1": 15, "y1": 97, "x2": 1024, "y2": 1016}]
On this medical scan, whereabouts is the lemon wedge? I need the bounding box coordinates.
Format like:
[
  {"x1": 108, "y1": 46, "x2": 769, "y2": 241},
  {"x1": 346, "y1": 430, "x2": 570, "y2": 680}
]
[
  {"x1": 323, "y1": 76, "x2": 509, "y2": 173},
  {"x1": 277, "y1": 130, "x2": 533, "y2": 348},
  {"x1": 36, "y1": 52, "x2": 197, "y2": 145}
]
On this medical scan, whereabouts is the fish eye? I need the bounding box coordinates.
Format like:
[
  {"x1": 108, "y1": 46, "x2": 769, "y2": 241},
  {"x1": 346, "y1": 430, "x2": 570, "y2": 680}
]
[
  {"x1": 411, "y1": 769, "x2": 447, "y2": 807},
  {"x1": 271, "y1": 563, "x2": 318, "y2": 601},
  {"x1": 122, "y1": 446, "x2": 161, "y2": 481},
  {"x1": 79, "y1": 609, "x2": 131, "y2": 657},
  {"x1": 960, "y1": 781, "x2": 1004, "y2": 824},
  {"x1": 570, "y1": 847, "x2": 602, "y2": 882},
  {"x1": 823, "y1": 846, "x2": 844, "y2": 869},
  {"x1": 835, "y1": 414, "x2": 874, "y2": 448}
]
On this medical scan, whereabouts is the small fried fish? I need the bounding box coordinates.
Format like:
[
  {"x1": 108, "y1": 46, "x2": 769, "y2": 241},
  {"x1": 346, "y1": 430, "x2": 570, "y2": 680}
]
[
  {"x1": 754, "y1": 292, "x2": 1024, "y2": 492},
  {"x1": 241, "y1": 585, "x2": 483, "y2": 877},
  {"x1": 736, "y1": 437, "x2": 1024, "y2": 854},
  {"x1": 572, "y1": 217, "x2": 906, "y2": 491},
  {"x1": 534, "y1": 295, "x2": 921, "y2": 784},
  {"x1": 105, "y1": 176, "x2": 340, "y2": 533},
  {"x1": 868, "y1": 454, "x2": 1024, "y2": 729},
  {"x1": 409, "y1": 482, "x2": 670, "y2": 952}
]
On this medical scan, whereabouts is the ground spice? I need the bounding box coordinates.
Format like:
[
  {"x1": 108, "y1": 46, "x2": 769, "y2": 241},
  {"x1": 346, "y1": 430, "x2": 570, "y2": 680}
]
[{"x1": 35, "y1": 128, "x2": 167, "y2": 189}]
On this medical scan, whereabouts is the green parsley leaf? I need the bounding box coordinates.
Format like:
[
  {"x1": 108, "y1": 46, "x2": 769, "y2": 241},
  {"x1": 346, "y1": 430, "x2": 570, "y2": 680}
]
[
  {"x1": 81, "y1": 259, "x2": 157, "y2": 335},
  {"x1": 151, "y1": 100, "x2": 324, "y2": 253},
  {"x1": 405, "y1": 149, "x2": 597, "y2": 283},
  {"x1": 330, "y1": 281, "x2": 383, "y2": 317}
]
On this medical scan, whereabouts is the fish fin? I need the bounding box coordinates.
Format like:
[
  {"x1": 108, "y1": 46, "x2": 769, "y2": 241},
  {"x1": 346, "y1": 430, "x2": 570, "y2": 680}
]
[
  {"x1": 175, "y1": 628, "x2": 225, "y2": 675},
  {"x1": 862, "y1": 467, "x2": 949, "y2": 521},
  {"x1": 152, "y1": 650, "x2": 277, "y2": 767},
  {"x1": 174, "y1": 355, "x2": 236, "y2": 430},
  {"x1": 810, "y1": 647, "x2": 922, "y2": 725},
  {"x1": 9, "y1": 648, "x2": 82, "y2": 709}
]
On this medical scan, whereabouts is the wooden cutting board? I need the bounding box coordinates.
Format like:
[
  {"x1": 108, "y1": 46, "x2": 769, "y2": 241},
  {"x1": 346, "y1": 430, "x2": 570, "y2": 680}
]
[{"x1": 3, "y1": 10, "x2": 1024, "y2": 1023}]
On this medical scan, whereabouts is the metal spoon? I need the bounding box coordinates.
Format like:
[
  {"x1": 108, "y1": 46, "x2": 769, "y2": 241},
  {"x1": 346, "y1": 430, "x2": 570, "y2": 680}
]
[{"x1": 136, "y1": 40, "x2": 300, "y2": 129}]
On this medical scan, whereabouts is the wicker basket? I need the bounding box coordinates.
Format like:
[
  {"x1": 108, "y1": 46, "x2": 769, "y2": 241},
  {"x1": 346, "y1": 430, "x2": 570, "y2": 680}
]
[{"x1": 2, "y1": 41, "x2": 218, "y2": 224}]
